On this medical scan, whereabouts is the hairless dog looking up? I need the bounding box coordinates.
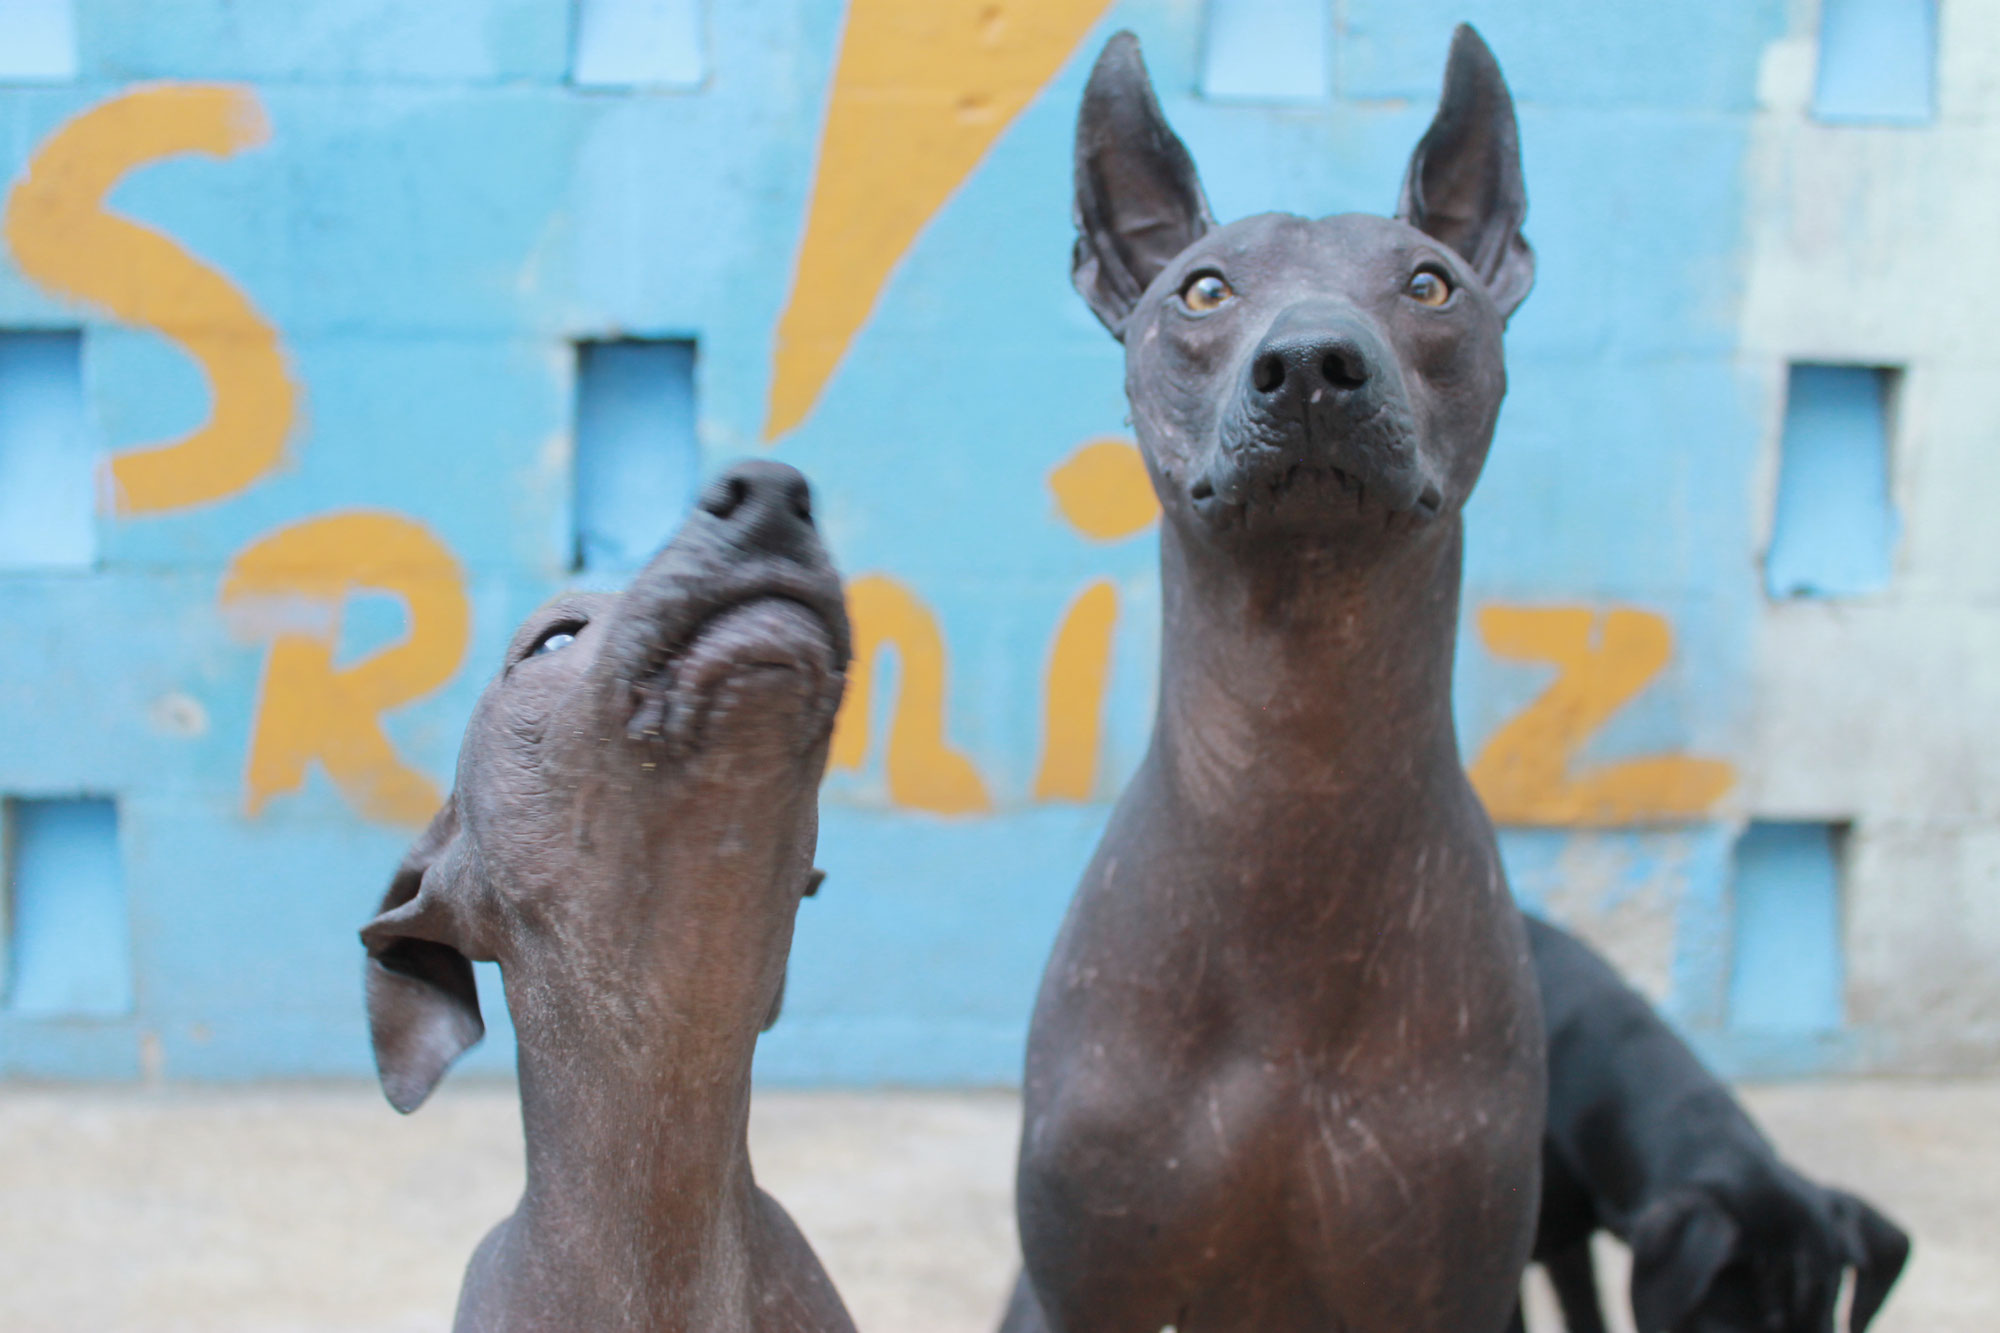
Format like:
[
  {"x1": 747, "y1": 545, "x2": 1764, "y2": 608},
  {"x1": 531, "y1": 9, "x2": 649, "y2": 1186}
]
[
  {"x1": 361, "y1": 459, "x2": 857, "y2": 1333},
  {"x1": 1003, "y1": 26, "x2": 1544, "y2": 1333}
]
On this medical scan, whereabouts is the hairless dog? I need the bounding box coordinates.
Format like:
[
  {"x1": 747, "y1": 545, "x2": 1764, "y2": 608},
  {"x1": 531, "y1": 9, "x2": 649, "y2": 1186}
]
[
  {"x1": 1003, "y1": 27, "x2": 1544, "y2": 1333},
  {"x1": 361, "y1": 460, "x2": 857, "y2": 1333},
  {"x1": 1519, "y1": 915, "x2": 1909, "y2": 1333}
]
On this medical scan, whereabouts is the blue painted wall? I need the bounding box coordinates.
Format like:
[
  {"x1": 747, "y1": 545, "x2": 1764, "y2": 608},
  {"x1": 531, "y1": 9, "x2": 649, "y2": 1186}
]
[{"x1": 0, "y1": 0, "x2": 1908, "y2": 1086}]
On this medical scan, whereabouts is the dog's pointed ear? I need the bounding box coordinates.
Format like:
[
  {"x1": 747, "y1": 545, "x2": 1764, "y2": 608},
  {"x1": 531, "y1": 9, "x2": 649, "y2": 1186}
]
[
  {"x1": 1396, "y1": 24, "x2": 1535, "y2": 320},
  {"x1": 1827, "y1": 1189, "x2": 1910, "y2": 1331},
  {"x1": 1628, "y1": 1190, "x2": 1740, "y2": 1333},
  {"x1": 360, "y1": 799, "x2": 485, "y2": 1114},
  {"x1": 1073, "y1": 31, "x2": 1214, "y2": 339}
]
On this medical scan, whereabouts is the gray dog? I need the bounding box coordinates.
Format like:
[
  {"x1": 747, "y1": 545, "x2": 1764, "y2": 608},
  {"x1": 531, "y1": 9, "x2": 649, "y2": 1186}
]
[
  {"x1": 361, "y1": 460, "x2": 857, "y2": 1333},
  {"x1": 1004, "y1": 27, "x2": 1544, "y2": 1333}
]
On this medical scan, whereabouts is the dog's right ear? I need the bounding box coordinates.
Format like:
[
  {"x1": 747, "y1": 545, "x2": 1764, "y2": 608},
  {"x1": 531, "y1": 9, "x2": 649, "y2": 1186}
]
[
  {"x1": 1072, "y1": 31, "x2": 1214, "y2": 338},
  {"x1": 360, "y1": 799, "x2": 485, "y2": 1115},
  {"x1": 1628, "y1": 1189, "x2": 1740, "y2": 1333},
  {"x1": 1828, "y1": 1189, "x2": 1910, "y2": 1331},
  {"x1": 1396, "y1": 25, "x2": 1535, "y2": 320}
]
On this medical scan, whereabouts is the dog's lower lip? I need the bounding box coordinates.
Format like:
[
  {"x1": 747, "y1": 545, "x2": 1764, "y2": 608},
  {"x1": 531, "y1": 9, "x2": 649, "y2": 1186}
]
[
  {"x1": 675, "y1": 597, "x2": 835, "y2": 680},
  {"x1": 632, "y1": 595, "x2": 842, "y2": 748}
]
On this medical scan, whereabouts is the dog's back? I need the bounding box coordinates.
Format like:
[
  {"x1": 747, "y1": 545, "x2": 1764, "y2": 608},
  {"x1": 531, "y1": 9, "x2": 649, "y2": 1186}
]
[{"x1": 1526, "y1": 915, "x2": 1910, "y2": 1332}]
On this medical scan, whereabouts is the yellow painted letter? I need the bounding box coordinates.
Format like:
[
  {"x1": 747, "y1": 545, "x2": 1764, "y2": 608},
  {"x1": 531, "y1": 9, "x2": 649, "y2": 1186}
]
[
  {"x1": 5, "y1": 84, "x2": 297, "y2": 514},
  {"x1": 1033, "y1": 438, "x2": 1155, "y2": 801},
  {"x1": 1034, "y1": 579, "x2": 1118, "y2": 801},
  {"x1": 222, "y1": 513, "x2": 469, "y2": 826},
  {"x1": 767, "y1": 0, "x2": 1116, "y2": 439},
  {"x1": 830, "y1": 574, "x2": 991, "y2": 814},
  {"x1": 1049, "y1": 437, "x2": 1158, "y2": 541},
  {"x1": 1469, "y1": 606, "x2": 1736, "y2": 826}
]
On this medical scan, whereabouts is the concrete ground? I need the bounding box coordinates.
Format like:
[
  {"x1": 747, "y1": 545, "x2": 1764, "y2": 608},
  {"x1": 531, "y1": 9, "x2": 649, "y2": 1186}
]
[{"x1": 0, "y1": 1080, "x2": 1991, "y2": 1333}]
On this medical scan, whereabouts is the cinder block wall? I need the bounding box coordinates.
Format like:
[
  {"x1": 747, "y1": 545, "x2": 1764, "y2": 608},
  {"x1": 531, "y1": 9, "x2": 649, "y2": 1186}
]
[{"x1": 0, "y1": 0, "x2": 1987, "y2": 1084}]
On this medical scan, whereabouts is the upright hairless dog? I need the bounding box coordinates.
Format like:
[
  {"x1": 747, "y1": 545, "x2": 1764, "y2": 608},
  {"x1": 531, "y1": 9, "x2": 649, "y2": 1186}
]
[
  {"x1": 1520, "y1": 915, "x2": 1909, "y2": 1333},
  {"x1": 361, "y1": 460, "x2": 857, "y2": 1333},
  {"x1": 1004, "y1": 27, "x2": 1544, "y2": 1333}
]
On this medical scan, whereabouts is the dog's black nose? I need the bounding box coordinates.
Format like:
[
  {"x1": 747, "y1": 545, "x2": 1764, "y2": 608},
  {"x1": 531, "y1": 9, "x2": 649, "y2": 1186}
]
[
  {"x1": 1249, "y1": 308, "x2": 1376, "y2": 402},
  {"x1": 698, "y1": 460, "x2": 817, "y2": 554}
]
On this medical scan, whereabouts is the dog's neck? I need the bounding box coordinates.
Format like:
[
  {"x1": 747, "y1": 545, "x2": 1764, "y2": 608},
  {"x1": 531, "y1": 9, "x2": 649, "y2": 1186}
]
[
  {"x1": 493, "y1": 871, "x2": 797, "y2": 1317},
  {"x1": 1150, "y1": 512, "x2": 1468, "y2": 826}
]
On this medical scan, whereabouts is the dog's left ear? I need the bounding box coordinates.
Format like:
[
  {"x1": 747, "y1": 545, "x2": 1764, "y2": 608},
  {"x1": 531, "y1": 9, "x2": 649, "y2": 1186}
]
[
  {"x1": 1827, "y1": 1189, "x2": 1910, "y2": 1331},
  {"x1": 1072, "y1": 31, "x2": 1215, "y2": 338},
  {"x1": 359, "y1": 799, "x2": 487, "y2": 1115},
  {"x1": 1397, "y1": 24, "x2": 1535, "y2": 320},
  {"x1": 1628, "y1": 1189, "x2": 1740, "y2": 1333}
]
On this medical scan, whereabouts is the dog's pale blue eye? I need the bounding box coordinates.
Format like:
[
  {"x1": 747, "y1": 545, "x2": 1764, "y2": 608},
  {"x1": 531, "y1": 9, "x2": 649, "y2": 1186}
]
[
  {"x1": 1181, "y1": 272, "x2": 1234, "y2": 312},
  {"x1": 1406, "y1": 269, "x2": 1453, "y2": 307},
  {"x1": 532, "y1": 630, "x2": 577, "y2": 657}
]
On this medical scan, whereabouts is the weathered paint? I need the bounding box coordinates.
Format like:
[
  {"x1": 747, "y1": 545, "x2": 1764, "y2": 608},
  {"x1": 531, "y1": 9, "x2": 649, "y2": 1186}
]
[
  {"x1": 1737, "y1": 0, "x2": 1997, "y2": 1077},
  {"x1": 0, "y1": 0, "x2": 1985, "y2": 1083}
]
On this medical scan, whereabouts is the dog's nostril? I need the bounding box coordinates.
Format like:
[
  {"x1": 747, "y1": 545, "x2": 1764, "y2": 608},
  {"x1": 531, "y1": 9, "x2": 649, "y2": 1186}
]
[
  {"x1": 1322, "y1": 351, "x2": 1368, "y2": 390},
  {"x1": 788, "y1": 483, "x2": 814, "y2": 526},
  {"x1": 702, "y1": 475, "x2": 751, "y2": 521},
  {"x1": 1252, "y1": 353, "x2": 1286, "y2": 394}
]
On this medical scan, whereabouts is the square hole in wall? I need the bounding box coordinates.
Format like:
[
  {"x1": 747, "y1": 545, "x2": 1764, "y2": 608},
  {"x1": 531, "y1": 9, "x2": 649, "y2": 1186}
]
[
  {"x1": 1765, "y1": 363, "x2": 1899, "y2": 600},
  {"x1": 1727, "y1": 821, "x2": 1847, "y2": 1035},
  {"x1": 0, "y1": 330, "x2": 93, "y2": 569},
  {"x1": 5, "y1": 797, "x2": 132, "y2": 1018},
  {"x1": 1814, "y1": 0, "x2": 1937, "y2": 125},
  {"x1": 573, "y1": 339, "x2": 700, "y2": 574},
  {"x1": 1200, "y1": 0, "x2": 1332, "y2": 102},
  {"x1": 571, "y1": 0, "x2": 705, "y2": 89},
  {"x1": 0, "y1": 0, "x2": 77, "y2": 83}
]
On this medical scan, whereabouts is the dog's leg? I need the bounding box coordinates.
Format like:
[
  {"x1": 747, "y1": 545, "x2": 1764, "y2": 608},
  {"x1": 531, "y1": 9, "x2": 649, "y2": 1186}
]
[
  {"x1": 1505, "y1": 1297, "x2": 1528, "y2": 1333},
  {"x1": 1545, "y1": 1242, "x2": 1608, "y2": 1333}
]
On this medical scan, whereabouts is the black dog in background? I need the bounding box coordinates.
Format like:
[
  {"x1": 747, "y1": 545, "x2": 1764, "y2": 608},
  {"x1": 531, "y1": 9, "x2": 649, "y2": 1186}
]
[{"x1": 1518, "y1": 915, "x2": 1910, "y2": 1333}]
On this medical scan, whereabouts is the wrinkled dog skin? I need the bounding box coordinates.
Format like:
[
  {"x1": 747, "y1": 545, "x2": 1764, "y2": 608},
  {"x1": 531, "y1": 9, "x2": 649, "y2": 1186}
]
[
  {"x1": 361, "y1": 460, "x2": 857, "y2": 1333},
  {"x1": 1003, "y1": 28, "x2": 1544, "y2": 1333},
  {"x1": 1519, "y1": 916, "x2": 1910, "y2": 1333}
]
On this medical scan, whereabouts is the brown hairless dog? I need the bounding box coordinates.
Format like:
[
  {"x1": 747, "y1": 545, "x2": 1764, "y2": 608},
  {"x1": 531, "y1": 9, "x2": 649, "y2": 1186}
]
[
  {"x1": 1002, "y1": 28, "x2": 1544, "y2": 1333},
  {"x1": 361, "y1": 460, "x2": 857, "y2": 1333}
]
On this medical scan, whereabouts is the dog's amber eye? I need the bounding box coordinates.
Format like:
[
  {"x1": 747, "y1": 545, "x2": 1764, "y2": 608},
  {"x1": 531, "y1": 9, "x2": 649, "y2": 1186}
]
[
  {"x1": 1406, "y1": 268, "x2": 1453, "y2": 307},
  {"x1": 1181, "y1": 271, "x2": 1234, "y2": 313},
  {"x1": 530, "y1": 625, "x2": 580, "y2": 657}
]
